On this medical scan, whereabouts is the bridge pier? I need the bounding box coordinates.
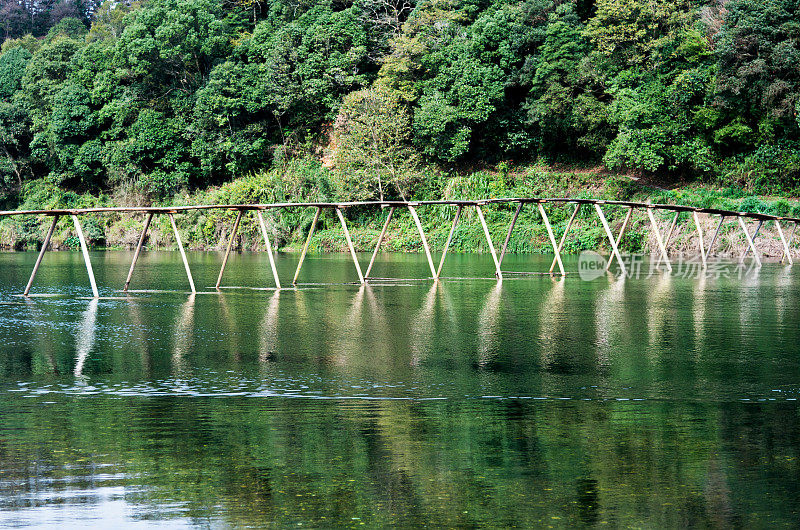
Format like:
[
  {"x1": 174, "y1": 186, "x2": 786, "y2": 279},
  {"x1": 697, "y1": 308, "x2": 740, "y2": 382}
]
[
  {"x1": 499, "y1": 202, "x2": 523, "y2": 268},
  {"x1": 550, "y1": 203, "x2": 580, "y2": 274},
  {"x1": 407, "y1": 205, "x2": 437, "y2": 279},
  {"x1": 775, "y1": 220, "x2": 793, "y2": 265},
  {"x1": 475, "y1": 204, "x2": 502, "y2": 279},
  {"x1": 740, "y1": 219, "x2": 764, "y2": 262},
  {"x1": 216, "y1": 209, "x2": 243, "y2": 289},
  {"x1": 606, "y1": 207, "x2": 633, "y2": 271},
  {"x1": 538, "y1": 203, "x2": 564, "y2": 276},
  {"x1": 364, "y1": 207, "x2": 394, "y2": 279},
  {"x1": 123, "y1": 213, "x2": 153, "y2": 292},
  {"x1": 738, "y1": 216, "x2": 762, "y2": 267},
  {"x1": 23, "y1": 215, "x2": 59, "y2": 297},
  {"x1": 595, "y1": 204, "x2": 627, "y2": 277},
  {"x1": 692, "y1": 212, "x2": 707, "y2": 269},
  {"x1": 705, "y1": 215, "x2": 726, "y2": 260},
  {"x1": 436, "y1": 205, "x2": 462, "y2": 279},
  {"x1": 293, "y1": 207, "x2": 321, "y2": 285},
  {"x1": 168, "y1": 213, "x2": 196, "y2": 293},
  {"x1": 256, "y1": 210, "x2": 281, "y2": 289},
  {"x1": 72, "y1": 214, "x2": 99, "y2": 298},
  {"x1": 336, "y1": 207, "x2": 365, "y2": 284},
  {"x1": 647, "y1": 208, "x2": 673, "y2": 272}
]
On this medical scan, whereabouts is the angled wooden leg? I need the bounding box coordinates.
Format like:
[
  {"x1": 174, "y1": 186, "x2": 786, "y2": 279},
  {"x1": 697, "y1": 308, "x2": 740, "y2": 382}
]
[
  {"x1": 168, "y1": 213, "x2": 196, "y2": 293},
  {"x1": 550, "y1": 203, "x2": 580, "y2": 273},
  {"x1": 407, "y1": 205, "x2": 437, "y2": 278},
  {"x1": 71, "y1": 214, "x2": 99, "y2": 298},
  {"x1": 216, "y1": 209, "x2": 243, "y2": 289},
  {"x1": 653, "y1": 211, "x2": 679, "y2": 269},
  {"x1": 705, "y1": 215, "x2": 725, "y2": 260},
  {"x1": 124, "y1": 212, "x2": 153, "y2": 292},
  {"x1": 776, "y1": 220, "x2": 793, "y2": 265},
  {"x1": 737, "y1": 216, "x2": 761, "y2": 267},
  {"x1": 293, "y1": 207, "x2": 321, "y2": 285},
  {"x1": 538, "y1": 203, "x2": 564, "y2": 276},
  {"x1": 257, "y1": 210, "x2": 281, "y2": 289},
  {"x1": 365, "y1": 207, "x2": 395, "y2": 279},
  {"x1": 646, "y1": 208, "x2": 672, "y2": 272},
  {"x1": 436, "y1": 205, "x2": 462, "y2": 279},
  {"x1": 692, "y1": 211, "x2": 706, "y2": 269},
  {"x1": 740, "y1": 220, "x2": 763, "y2": 260},
  {"x1": 499, "y1": 202, "x2": 523, "y2": 267},
  {"x1": 475, "y1": 205, "x2": 502, "y2": 279},
  {"x1": 605, "y1": 207, "x2": 633, "y2": 271},
  {"x1": 24, "y1": 215, "x2": 59, "y2": 297},
  {"x1": 595, "y1": 204, "x2": 627, "y2": 277},
  {"x1": 336, "y1": 208, "x2": 365, "y2": 284}
]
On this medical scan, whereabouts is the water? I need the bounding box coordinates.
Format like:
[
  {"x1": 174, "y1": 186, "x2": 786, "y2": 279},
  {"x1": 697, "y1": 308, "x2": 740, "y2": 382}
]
[{"x1": 0, "y1": 250, "x2": 798, "y2": 527}]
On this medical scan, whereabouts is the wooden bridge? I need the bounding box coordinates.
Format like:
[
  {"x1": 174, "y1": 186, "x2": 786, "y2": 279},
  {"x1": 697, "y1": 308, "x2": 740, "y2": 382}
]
[{"x1": 1, "y1": 198, "x2": 797, "y2": 298}]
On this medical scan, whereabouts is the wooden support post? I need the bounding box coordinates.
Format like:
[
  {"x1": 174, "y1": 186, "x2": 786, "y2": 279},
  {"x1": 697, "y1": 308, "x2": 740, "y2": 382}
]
[
  {"x1": 257, "y1": 210, "x2": 281, "y2": 289},
  {"x1": 605, "y1": 207, "x2": 633, "y2": 271},
  {"x1": 365, "y1": 207, "x2": 394, "y2": 279},
  {"x1": 538, "y1": 203, "x2": 565, "y2": 276},
  {"x1": 740, "y1": 220, "x2": 763, "y2": 260},
  {"x1": 336, "y1": 207, "x2": 365, "y2": 284},
  {"x1": 216, "y1": 209, "x2": 243, "y2": 289},
  {"x1": 408, "y1": 205, "x2": 437, "y2": 279},
  {"x1": 123, "y1": 212, "x2": 153, "y2": 292},
  {"x1": 775, "y1": 220, "x2": 793, "y2": 266},
  {"x1": 72, "y1": 214, "x2": 99, "y2": 298},
  {"x1": 475, "y1": 205, "x2": 502, "y2": 279},
  {"x1": 293, "y1": 207, "x2": 321, "y2": 285},
  {"x1": 499, "y1": 202, "x2": 523, "y2": 267},
  {"x1": 653, "y1": 211, "x2": 679, "y2": 268},
  {"x1": 550, "y1": 203, "x2": 580, "y2": 273},
  {"x1": 705, "y1": 215, "x2": 725, "y2": 260},
  {"x1": 692, "y1": 211, "x2": 707, "y2": 269},
  {"x1": 737, "y1": 216, "x2": 761, "y2": 267},
  {"x1": 646, "y1": 208, "x2": 673, "y2": 272},
  {"x1": 436, "y1": 205, "x2": 462, "y2": 279},
  {"x1": 595, "y1": 204, "x2": 628, "y2": 277},
  {"x1": 24, "y1": 215, "x2": 59, "y2": 296},
  {"x1": 168, "y1": 213, "x2": 196, "y2": 293}
]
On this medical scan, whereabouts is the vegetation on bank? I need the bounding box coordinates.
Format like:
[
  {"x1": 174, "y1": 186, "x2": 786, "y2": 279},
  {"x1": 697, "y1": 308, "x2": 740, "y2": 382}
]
[
  {"x1": 2, "y1": 0, "x2": 800, "y2": 205},
  {"x1": 2, "y1": 0, "x2": 800, "y2": 258}
]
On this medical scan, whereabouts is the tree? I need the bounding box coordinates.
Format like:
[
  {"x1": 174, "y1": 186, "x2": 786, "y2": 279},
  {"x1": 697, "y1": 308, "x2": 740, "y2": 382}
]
[{"x1": 333, "y1": 86, "x2": 418, "y2": 201}]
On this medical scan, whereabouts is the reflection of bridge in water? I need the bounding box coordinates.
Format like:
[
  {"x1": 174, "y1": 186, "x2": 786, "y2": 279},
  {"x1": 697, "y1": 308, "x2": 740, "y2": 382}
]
[{"x1": 2, "y1": 197, "x2": 797, "y2": 298}]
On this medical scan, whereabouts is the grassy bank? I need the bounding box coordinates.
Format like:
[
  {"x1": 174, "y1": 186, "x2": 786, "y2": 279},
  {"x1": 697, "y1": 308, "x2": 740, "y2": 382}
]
[{"x1": 3, "y1": 160, "x2": 800, "y2": 260}]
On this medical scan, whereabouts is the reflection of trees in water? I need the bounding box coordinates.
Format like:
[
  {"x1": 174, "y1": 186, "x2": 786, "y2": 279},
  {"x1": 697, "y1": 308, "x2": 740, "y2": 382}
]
[
  {"x1": 2, "y1": 397, "x2": 796, "y2": 527},
  {"x1": 218, "y1": 293, "x2": 241, "y2": 364},
  {"x1": 23, "y1": 298, "x2": 58, "y2": 375}
]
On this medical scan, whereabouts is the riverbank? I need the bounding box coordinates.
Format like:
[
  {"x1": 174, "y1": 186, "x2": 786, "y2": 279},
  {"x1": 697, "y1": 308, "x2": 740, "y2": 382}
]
[{"x1": 2, "y1": 161, "x2": 800, "y2": 260}]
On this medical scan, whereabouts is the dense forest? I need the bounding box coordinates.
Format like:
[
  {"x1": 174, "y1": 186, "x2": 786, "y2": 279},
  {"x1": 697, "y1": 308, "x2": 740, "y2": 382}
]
[{"x1": 1, "y1": 0, "x2": 799, "y2": 209}]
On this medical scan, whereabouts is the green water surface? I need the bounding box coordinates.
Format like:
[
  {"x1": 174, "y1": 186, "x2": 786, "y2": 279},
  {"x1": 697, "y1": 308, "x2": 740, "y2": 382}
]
[{"x1": 0, "y1": 250, "x2": 798, "y2": 527}]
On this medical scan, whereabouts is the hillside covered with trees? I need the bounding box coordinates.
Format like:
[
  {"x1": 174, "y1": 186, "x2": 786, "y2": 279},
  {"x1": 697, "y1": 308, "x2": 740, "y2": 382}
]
[{"x1": 1, "y1": 0, "x2": 800, "y2": 213}]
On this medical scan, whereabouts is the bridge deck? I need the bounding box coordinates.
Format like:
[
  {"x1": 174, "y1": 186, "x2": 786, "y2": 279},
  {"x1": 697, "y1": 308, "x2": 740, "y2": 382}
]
[{"x1": 2, "y1": 198, "x2": 797, "y2": 297}]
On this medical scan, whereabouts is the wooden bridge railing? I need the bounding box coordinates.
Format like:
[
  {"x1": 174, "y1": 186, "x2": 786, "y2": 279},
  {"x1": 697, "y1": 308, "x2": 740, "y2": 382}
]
[{"x1": 1, "y1": 198, "x2": 797, "y2": 298}]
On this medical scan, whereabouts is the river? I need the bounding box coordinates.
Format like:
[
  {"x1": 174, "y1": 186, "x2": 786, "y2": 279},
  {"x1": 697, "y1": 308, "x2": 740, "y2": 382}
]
[{"x1": 0, "y1": 250, "x2": 798, "y2": 527}]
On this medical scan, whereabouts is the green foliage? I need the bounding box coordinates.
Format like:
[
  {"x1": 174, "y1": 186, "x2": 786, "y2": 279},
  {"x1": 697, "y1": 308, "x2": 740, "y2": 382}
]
[
  {"x1": 334, "y1": 86, "x2": 418, "y2": 200},
  {"x1": 1, "y1": 0, "x2": 800, "y2": 205}
]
